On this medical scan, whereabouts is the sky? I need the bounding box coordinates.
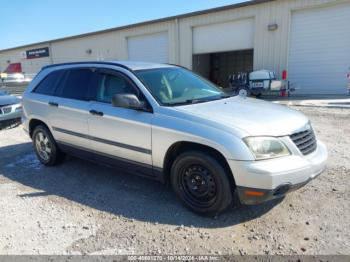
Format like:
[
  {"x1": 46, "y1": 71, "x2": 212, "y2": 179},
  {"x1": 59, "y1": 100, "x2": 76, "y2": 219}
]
[{"x1": 1, "y1": 0, "x2": 246, "y2": 50}]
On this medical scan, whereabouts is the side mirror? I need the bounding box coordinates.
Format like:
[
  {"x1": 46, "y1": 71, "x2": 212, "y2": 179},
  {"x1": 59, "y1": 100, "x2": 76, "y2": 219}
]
[{"x1": 112, "y1": 94, "x2": 145, "y2": 110}]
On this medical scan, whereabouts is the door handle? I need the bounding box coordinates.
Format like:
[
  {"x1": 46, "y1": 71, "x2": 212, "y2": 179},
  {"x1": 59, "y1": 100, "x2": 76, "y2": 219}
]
[
  {"x1": 48, "y1": 101, "x2": 59, "y2": 107},
  {"x1": 89, "y1": 109, "x2": 104, "y2": 116}
]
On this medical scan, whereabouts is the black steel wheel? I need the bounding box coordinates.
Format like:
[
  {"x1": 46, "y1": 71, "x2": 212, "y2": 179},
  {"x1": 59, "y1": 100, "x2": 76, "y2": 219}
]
[
  {"x1": 179, "y1": 164, "x2": 217, "y2": 208},
  {"x1": 171, "y1": 151, "x2": 233, "y2": 216}
]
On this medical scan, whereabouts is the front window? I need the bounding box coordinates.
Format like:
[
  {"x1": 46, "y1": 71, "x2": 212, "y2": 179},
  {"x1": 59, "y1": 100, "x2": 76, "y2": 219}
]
[
  {"x1": 136, "y1": 67, "x2": 228, "y2": 106},
  {"x1": 94, "y1": 72, "x2": 139, "y2": 104}
]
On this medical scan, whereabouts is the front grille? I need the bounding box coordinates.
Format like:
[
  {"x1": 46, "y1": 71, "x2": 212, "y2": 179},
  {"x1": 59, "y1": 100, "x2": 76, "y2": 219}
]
[{"x1": 290, "y1": 128, "x2": 317, "y2": 155}]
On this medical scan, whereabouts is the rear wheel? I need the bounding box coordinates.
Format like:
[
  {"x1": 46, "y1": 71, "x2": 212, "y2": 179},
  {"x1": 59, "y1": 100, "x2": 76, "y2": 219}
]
[
  {"x1": 32, "y1": 125, "x2": 65, "y2": 166},
  {"x1": 170, "y1": 151, "x2": 233, "y2": 216}
]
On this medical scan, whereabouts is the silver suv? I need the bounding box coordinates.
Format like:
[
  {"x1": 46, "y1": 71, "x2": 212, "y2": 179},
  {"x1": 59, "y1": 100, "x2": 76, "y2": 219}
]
[{"x1": 22, "y1": 61, "x2": 328, "y2": 216}]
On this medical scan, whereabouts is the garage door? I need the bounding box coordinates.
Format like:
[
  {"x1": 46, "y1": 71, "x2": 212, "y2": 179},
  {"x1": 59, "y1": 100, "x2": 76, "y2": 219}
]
[
  {"x1": 288, "y1": 3, "x2": 350, "y2": 95},
  {"x1": 127, "y1": 32, "x2": 169, "y2": 63},
  {"x1": 193, "y1": 19, "x2": 254, "y2": 54}
]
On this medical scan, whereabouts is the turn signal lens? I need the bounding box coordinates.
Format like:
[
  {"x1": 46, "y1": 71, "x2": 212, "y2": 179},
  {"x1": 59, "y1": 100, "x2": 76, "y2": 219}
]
[{"x1": 244, "y1": 191, "x2": 265, "y2": 197}]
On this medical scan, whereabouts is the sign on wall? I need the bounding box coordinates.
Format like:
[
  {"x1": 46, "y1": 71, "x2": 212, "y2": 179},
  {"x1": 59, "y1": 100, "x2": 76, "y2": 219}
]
[{"x1": 26, "y1": 47, "x2": 50, "y2": 59}]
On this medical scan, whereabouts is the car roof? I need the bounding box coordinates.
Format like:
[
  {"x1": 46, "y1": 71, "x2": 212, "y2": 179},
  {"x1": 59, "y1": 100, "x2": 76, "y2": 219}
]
[
  {"x1": 110, "y1": 61, "x2": 176, "y2": 70},
  {"x1": 42, "y1": 61, "x2": 177, "y2": 71}
]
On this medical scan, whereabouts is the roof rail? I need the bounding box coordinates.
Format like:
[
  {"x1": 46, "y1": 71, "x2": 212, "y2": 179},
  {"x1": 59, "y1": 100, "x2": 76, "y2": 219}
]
[
  {"x1": 166, "y1": 63, "x2": 189, "y2": 70},
  {"x1": 166, "y1": 63, "x2": 192, "y2": 71},
  {"x1": 42, "y1": 61, "x2": 132, "y2": 71}
]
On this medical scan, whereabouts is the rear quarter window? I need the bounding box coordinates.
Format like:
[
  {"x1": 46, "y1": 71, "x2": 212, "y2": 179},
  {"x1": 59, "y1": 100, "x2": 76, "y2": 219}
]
[{"x1": 33, "y1": 70, "x2": 65, "y2": 96}]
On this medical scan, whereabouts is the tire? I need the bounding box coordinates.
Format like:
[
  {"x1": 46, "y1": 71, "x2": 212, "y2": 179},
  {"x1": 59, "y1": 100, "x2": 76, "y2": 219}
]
[
  {"x1": 32, "y1": 125, "x2": 65, "y2": 166},
  {"x1": 170, "y1": 151, "x2": 233, "y2": 216},
  {"x1": 237, "y1": 87, "x2": 250, "y2": 97}
]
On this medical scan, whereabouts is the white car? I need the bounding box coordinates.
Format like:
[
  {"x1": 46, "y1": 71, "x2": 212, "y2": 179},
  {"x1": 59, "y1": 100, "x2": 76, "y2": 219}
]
[{"x1": 22, "y1": 61, "x2": 328, "y2": 216}]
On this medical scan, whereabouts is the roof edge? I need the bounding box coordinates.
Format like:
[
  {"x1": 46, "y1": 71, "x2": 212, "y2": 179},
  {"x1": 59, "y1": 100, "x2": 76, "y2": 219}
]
[
  {"x1": 0, "y1": 0, "x2": 274, "y2": 53},
  {"x1": 41, "y1": 61, "x2": 131, "y2": 71}
]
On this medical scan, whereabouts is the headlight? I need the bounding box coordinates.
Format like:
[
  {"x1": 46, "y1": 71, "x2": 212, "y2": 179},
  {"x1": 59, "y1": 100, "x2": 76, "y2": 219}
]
[
  {"x1": 243, "y1": 137, "x2": 290, "y2": 160},
  {"x1": 12, "y1": 103, "x2": 22, "y2": 111}
]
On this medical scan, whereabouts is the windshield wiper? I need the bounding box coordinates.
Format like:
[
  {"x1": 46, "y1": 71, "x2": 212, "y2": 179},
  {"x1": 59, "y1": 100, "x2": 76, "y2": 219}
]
[
  {"x1": 190, "y1": 94, "x2": 231, "y2": 103},
  {"x1": 162, "y1": 98, "x2": 210, "y2": 106},
  {"x1": 197, "y1": 94, "x2": 231, "y2": 102},
  {"x1": 186, "y1": 98, "x2": 210, "y2": 104},
  {"x1": 162, "y1": 101, "x2": 191, "y2": 106}
]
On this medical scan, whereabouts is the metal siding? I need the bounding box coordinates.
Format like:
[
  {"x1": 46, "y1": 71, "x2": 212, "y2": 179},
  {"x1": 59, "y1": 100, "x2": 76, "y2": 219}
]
[
  {"x1": 127, "y1": 32, "x2": 169, "y2": 63},
  {"x1": 192, "y1": 19, "x2": 254, "y2": 54},
  {"x1": 0, "y1": 43, "x2": 52, "y2": 74},
  {"x1": 181, "y1": 0, "x2": 344, "y2": 77},
  {"x1": 51, "y1": 32, "x2": 120, "y2": 63},
  {"x1": 0, "y1": 20, "x2": 177, "y2": 75},
  {"x1": 0, "y1": 0, "x2": 345, "y2": 85}
]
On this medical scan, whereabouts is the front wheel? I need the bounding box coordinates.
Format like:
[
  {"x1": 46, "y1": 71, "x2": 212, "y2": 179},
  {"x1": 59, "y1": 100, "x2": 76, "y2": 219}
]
[
  {"x1": 170, "y1": 151, "x2": 233, "y2": 216},
  {"x1": 32, "y1": 125, "x2": 65, "y2": 166}
]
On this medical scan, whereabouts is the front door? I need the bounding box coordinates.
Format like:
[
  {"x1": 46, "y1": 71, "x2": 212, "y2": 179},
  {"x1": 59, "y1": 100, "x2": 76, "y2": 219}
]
[{"x1": 87, "y1": 69, "x2": 153, "y2": 175}]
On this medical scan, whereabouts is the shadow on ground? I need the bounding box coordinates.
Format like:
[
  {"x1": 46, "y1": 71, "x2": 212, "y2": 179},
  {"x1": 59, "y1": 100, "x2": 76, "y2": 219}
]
[{"x1": 0, "y1": 142, "x2": 282, "y2": 228}]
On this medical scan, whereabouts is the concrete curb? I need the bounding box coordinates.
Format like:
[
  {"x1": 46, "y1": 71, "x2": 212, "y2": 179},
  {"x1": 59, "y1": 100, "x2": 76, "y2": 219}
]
[{"x1": 270, "y1": 97, "x2": 350, "y2": 109}]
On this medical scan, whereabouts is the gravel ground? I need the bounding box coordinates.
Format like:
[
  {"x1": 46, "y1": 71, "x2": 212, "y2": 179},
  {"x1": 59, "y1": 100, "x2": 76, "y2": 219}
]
[{"x1": 0, "y1": 106, "x2": 349, "y2": 255}]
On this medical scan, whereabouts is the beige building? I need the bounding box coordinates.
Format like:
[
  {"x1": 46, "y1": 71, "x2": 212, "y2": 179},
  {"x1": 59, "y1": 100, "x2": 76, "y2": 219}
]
[{"x1": 1, "y1": 0, "x2": 349, "y2": 95}]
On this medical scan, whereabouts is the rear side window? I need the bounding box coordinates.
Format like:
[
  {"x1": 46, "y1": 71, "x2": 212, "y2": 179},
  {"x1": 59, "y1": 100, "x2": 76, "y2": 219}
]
[
  {"x1": 33, "y1": 70, "x2": 64, "y2": 95},
  {"x1": 56, "y1": 69, "x2": 94, "y2": 100}
]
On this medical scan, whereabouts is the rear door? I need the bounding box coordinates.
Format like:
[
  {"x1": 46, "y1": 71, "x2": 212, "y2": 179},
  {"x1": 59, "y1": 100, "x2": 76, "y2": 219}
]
[
  {"x1": 87, "y1": 68, "x2": 153, "y2": 169},
  {"x1": 26, "y1": 69, "x2": 66, "y2": 131},
  {"x1": 49, "y1": 68, "x2": 95, "y2": 150}
]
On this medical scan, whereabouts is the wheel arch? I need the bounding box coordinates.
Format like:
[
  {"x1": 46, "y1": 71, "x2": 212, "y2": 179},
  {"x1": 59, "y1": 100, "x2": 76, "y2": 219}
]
[
  {"x1": 163, "y1": 141, "x2": 236, "y2": 189},
  {"x1": 29, "y1": 118, "x2": 50, "y2": 138}
]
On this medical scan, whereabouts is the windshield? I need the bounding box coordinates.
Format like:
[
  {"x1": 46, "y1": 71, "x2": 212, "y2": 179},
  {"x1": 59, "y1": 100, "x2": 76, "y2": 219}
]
[{"x1": 136, "y1": 67, "x2": 228, "y2": 106}]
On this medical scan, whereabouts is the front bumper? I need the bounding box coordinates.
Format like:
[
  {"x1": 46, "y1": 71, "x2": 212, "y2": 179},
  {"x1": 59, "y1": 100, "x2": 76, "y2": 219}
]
[
  {"x1": 228, "y1": 140, "x2": 327, "y2": 205},
  {"x1": 0, "y1": 110, "x2": 22, "y2": 128},
  {"x1": 0, "y1": 110, "x2": 22, "y2": 121}
]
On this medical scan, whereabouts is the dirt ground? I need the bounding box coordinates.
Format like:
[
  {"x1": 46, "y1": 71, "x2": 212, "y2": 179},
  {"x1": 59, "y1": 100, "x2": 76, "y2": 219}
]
[{"x1": 0, "y1": 106, "x2": 349, "y2": 255}]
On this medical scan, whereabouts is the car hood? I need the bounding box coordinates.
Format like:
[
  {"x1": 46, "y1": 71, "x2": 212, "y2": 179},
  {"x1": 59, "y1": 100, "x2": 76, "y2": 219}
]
[
  {"x1": 0, "y1": 95, "x2": 20, "y2": 106},
  {"x1": 173, "y1": 96, "x2": 309, "y2": 137}
]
